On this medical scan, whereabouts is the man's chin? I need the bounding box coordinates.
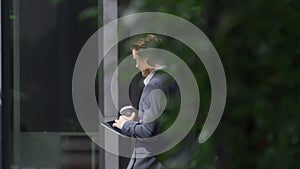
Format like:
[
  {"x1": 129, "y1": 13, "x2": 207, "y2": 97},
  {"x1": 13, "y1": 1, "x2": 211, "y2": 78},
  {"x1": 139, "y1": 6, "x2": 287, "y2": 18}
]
[
  {"x1": 141, "y1": 69, "x2": 150, "y2": 77},
  {"x1": 141, "y1": 72, "x2": 148, "y2": 77}
]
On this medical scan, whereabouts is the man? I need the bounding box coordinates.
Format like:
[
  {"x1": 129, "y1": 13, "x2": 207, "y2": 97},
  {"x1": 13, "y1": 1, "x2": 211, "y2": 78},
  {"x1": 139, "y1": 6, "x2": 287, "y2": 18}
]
[{"x1": 113, "y1": 34, "x2": 180, "y2": 169}]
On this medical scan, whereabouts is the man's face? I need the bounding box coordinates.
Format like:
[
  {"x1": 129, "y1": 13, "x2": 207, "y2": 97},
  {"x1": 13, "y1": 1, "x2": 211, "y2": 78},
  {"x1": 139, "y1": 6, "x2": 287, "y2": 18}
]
[{"x1": 132, "y1": 49, "x2": 152, "y2": 77}]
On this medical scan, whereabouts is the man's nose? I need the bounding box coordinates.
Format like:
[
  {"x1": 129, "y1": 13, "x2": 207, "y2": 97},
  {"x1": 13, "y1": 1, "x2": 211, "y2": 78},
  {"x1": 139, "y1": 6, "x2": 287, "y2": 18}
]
[{"x1": 136, "y1": 63, "x2": 138, "y2": 68}]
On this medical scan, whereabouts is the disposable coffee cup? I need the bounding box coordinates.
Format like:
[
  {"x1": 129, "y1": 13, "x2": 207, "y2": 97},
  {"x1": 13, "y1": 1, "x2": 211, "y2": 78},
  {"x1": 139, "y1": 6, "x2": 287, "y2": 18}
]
[{"x1": 120, "y1": 105, "x2": 137, "y2": 117}]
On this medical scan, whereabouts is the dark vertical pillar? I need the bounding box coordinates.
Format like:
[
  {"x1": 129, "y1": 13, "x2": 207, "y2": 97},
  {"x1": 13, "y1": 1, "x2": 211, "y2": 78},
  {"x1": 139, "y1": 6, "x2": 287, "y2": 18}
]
[
  {"x1": 0, "y1": 0, "x2": 2, "y2": 166},
  {"x1": 97, "y1": 0, "x2": 105, "y2": 168},
  {"x1": 1, "y1": 0, "x2": 13, "y2": 168}
]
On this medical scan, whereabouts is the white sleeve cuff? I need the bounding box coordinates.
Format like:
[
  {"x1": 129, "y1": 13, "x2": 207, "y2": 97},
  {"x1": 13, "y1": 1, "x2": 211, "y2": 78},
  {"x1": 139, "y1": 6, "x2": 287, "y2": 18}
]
[{"x1": 120, "y1": 120, "x2": 128, "y2": 129}]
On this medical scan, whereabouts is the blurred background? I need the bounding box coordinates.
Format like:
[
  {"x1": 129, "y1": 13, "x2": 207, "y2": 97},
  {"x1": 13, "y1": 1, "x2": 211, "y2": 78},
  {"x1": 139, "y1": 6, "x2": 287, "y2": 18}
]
[{"x1": 1, "y1": 0, "x2": 300, "y2": 168}]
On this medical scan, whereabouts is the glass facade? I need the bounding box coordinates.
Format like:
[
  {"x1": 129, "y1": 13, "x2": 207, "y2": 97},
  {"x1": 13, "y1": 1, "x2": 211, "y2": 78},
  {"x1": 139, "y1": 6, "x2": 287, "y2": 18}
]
[{"x1": 11, "y1": 0, "x2": 101, "y2": 169}]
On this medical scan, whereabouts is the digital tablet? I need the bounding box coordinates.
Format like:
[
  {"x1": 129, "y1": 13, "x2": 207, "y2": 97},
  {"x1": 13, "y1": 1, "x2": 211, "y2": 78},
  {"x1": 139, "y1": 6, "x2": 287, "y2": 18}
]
[{"x1": 101, "y1": 121, "x2": 128, "y2": 138}]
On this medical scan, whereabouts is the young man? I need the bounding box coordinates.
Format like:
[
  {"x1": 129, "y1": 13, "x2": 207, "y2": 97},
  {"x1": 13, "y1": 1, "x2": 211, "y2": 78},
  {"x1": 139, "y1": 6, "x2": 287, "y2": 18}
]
[{"x1": 113, "y1": 34, "x2": 180, "y2": 169}]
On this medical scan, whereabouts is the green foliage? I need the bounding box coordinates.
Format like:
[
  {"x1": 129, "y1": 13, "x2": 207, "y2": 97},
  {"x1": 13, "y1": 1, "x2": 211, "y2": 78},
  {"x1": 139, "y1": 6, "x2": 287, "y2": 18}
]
[
  {"x1": 78, "y1": 7, "x2": 98, "y2": 21},
  {"x1": 210, "y1": 0, "x2": 300, "y2": 168}
]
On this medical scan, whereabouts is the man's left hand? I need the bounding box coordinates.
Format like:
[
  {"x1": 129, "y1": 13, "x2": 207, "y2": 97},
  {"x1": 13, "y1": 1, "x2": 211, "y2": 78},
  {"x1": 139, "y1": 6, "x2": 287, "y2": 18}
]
[{"x1": 113, "y1": 112, "x2": 136, "y2": 129}]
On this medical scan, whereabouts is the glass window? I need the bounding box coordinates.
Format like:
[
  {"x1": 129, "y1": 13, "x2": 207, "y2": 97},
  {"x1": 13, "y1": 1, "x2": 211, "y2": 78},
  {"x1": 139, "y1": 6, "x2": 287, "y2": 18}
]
[{"x1": 10, "y1": 0, "x2": 101, "y2": 169}]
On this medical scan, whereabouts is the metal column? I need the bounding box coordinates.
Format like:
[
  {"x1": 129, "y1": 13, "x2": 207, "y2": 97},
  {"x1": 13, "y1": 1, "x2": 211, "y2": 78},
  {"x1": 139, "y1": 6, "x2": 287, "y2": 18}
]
[{"x1": 101, "y1": 0, "x2": 119, "y2": 168}]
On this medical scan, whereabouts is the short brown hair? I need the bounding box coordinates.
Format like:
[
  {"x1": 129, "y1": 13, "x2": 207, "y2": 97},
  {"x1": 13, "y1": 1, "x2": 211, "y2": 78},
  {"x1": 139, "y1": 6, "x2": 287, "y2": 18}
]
[{"x1": 130, "y1": 34, "x2": 163, "y2": 51}]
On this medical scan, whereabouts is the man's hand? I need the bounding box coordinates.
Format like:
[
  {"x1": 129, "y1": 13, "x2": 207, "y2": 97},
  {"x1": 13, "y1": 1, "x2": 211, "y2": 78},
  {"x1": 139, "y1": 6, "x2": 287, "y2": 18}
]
[{"x1": 113, "y1": 112, "x2": 136, "y2": 129}]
